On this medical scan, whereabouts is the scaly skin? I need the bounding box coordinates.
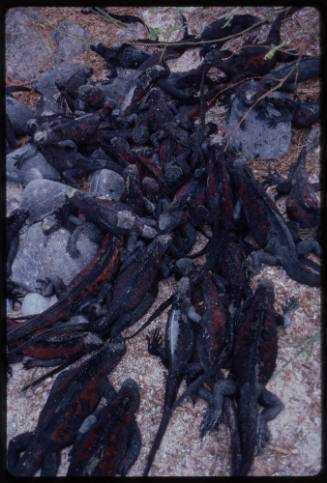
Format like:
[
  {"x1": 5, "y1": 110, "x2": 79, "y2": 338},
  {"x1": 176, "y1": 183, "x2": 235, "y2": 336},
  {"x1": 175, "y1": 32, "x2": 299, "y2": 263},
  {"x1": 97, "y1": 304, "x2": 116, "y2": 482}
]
[
  {"x1": 206, "y1": 145, "x2": 235, "y2": 228},
  {"x1": 257, "y1": 284, "x2": 278, "y2": 384},
  {"x1": 200, "y1": 14, "x2": 261, "y2": 46},
  {"x1": 144, "y1": 88, "x2": 175, "y2": 132},
  {"x1": 293, "y1": 97, "x2": 320, "y2": 128},
  {"x1": 143, "y1": 278, "x2": 194, "y2": 476},
  {"x1": 96, "y1": 234, "x2": 171, "y2": 338},
  {"x1": 172, "y1": 273, "x2": 238, "y2": 439},
  {"x1": 230, "y1": 282, "x2": 283, "y2": 476},
  {"x1": 158, "y1": 176, "x2": 206, "y2": 233},
  {"x1": 34, "y1": 112, "x2": 101, "y2": 146},
  {"x1": 6, "y1": 209, "x2": 29, "y2": 277},
  {"x1": 204, "y1": 9, "x2": 301, "y2": 82},
  {"x1": 6, "y1": 114, "x2": 17, "y2": 150},
  {"x1": 206, "y1": 46, "x2": 278, "y2": 82},
  {"x1": 286, "y1": 145, "x2": 320, "y2": 229},
  {"x1": 7, "y1": 337, "x2": 126, "y2": 476},
  {"x1": 124, "y1": 164, "x2": 148, "y2": 216},
  {"x1": 37, "y1": 140, "x2": 103, "y2": 182},
  {"x1": 135, "y1": 147, "x2": 170, "y2": 194},
  {"x1": 174, "y1": 273, "x2": 231, "y2": 410},
  {"x1": 11, "y1": 322, "x2": 102, "y2": 368},
  {"x1": 197, "y1": 274, "x2": 231, "y2": 373},
  {"x1": 90, "y1": 43, "x2": 150, "y2": 72},
  {"x1": 216, "y1": 236, "x2": 250, "y2": 315},
  {"x1": 230, "y1": 285, "x2": 267, "y2": 476},
  {"x1": 261, "y1": 57, "x2": 320, "y2": 90},
  {"x1": 69, "y1": 192, "x2": 157, "y2": 239},
  {"x1": 231, "y1": 161, "x2": 320, "y2": 287},
  {"x1": 7, "y1": 235, "x2": 123, "y2": 346},
  {"x1": 110, "y1": 137, "x2": 140, "y2": 166},
  {"x1": 67, "y1": 378, "x2": 141, "y2": 476}
]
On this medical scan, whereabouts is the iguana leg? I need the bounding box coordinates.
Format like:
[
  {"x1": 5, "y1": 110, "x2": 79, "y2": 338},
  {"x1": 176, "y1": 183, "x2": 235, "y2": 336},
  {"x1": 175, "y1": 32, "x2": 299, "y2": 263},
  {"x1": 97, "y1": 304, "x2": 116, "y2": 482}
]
[
  {"x1": 275, "y1": 297, "x2": 299, "y2": 328},
  {"x1": 247, "y1": 250, "x2": 280, "y2": 274},
  {"x1": 200, "y1": 379, "x2": 236, "y2": 437},
  {"x1": 118, "y1": 420, "x2": 142, "y2": 476},
  {"x1": 224, "y1": 397, "x2": 242, "y2": 477},
  {"x1": 67, "y1": 222, "x2": 102, "y2": 258},
  {"x1": 7, "y1": 432, "x2": 34, "y2": 474},
  {"x1": 256, "y1": 386, "x2": 284, "y2": 454},
  {"x1": 297, "y1": 239, "x2": 321, "y2": 258},
  {"x1": 126, "y1": 231, "x2": 139, "y2": 254},
  {"x1": 41, "y1": 451, "x2": 60, "y2": 476},
  {"x1": 174, "y1": 364, "x2": 204, "y2": 407},
  {"x1": 110, "y1": 291, "x2": 156, "y2": 337},
  {"x1": 262, "y1": 173, "x2": 291, "y2": 196},
  {"x1": 160, "y1": 254, "x2": 174, "y2": 278},
  {"x1": 146, "y1": 328, "x2": 168, "y2": 367},
  {"x1": 62, "y1": 168, "x2": 85, "y2": 187},
  {"x1": 100, "y1": 381, "x2": 117, "y2": 403},
  {"x1": 36, "y1": 276, "x2": 66, "y2": 298}
]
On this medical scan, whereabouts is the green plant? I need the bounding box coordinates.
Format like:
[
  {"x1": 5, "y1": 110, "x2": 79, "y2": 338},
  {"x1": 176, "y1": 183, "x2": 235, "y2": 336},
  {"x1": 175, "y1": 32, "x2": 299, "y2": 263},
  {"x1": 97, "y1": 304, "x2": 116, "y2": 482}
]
[{"x1": 223, "y1": 15, "x2": 234, "y2": 28}]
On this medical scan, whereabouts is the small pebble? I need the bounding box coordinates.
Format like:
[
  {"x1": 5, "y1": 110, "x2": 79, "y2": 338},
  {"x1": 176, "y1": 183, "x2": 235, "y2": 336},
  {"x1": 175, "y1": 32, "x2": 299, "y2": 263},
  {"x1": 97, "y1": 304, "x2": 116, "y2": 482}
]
[
  {"x1": 21, "y1": 292, "x2": 58, "y2": 316},
  {"x1": 89, "y1": 169, "x2": 125, "y2": 199}
]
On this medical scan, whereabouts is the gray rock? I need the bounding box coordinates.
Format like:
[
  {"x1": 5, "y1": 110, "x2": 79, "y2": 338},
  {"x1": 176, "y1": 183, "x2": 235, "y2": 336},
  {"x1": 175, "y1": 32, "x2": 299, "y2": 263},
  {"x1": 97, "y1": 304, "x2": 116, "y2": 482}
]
[
  {"x1": 54, "y1": 20, "x2": 91, "y2": 62},
  {"x1": 142, "y1": 8, "x2": 184, "y2": 41},
  {"x1": 225, "y1": 95, "x2": 292, "y2": 161},
  {"x1": 167, "y1": 48, "x2": 202, "y2": 73},
  {"x1": 6, "y1": 181, "x2": 23, "y2": 216},
  {"x1": 21, "y1": 292, "x2": 58, "y2": 316},
  {"x1": 22, "y1": 168, "x2": 43, "y2": 185},
  {"x1": 7, "y1": 144, "x2": 60, "y2": 186},
  {"x1": 33, "y1": 63, "x2": 92, "y2": 115},
  {"x1": 6, "y1": 96, "x2": 34, "y2": 136},
  {"x1": 21, "y1": 179, "x2": 76, "y2": 222},
  {"x1": 117, "y1": 21, "x2": 146, "y2": 44},
  {"x1": 33, "y1": 63, "x2": 92, "y2": 98},
  {"x1": 99, "y1": 70, "x2": 138, "y2": 106},
  {"x1": 89, "y1": 169, "x2": 125, "y2": 199},
  {"x1": 6, "y1": 8, "x2": 53, "y2": 81},
  {"x1": 11, "y1": 223, "x2": 99, "y2": 291}
]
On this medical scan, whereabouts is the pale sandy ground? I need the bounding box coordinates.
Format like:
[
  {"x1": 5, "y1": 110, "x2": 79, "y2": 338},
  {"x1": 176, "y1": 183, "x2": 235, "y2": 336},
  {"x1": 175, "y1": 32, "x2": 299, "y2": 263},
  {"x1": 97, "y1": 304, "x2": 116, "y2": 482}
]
[{"x1": 6, "y1": 6, "x2": 321, "y2": 476}]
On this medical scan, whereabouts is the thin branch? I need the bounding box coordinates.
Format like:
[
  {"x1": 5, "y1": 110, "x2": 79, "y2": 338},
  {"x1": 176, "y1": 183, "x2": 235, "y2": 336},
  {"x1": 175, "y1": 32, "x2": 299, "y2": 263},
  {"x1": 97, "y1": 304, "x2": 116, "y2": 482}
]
[
  {"x1": 90, "y1": 6, "x2": 127, "y2": 28},
  {"x1": 224, "y1": 63, "x2": 299, "y2": 152},
  {"x1": 240, "y1": 67, "x2": 296, "y2": 124},
  {"x1": 127, "y1": 19, "x2": 268, "y2": 47},
  {"x1": 206, "y1": 75, "x2": 264, "y2": 108},
  {"x1": 264, "y1": 42, "x2": 285, "y2": 60}
]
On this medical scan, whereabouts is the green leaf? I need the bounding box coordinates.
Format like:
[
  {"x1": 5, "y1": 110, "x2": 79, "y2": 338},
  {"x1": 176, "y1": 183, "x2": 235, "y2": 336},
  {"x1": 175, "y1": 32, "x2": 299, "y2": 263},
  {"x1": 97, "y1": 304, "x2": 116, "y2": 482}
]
[
  {"x1": 264, "y1": 42, "x2": 285, "y2": 60},
  {"x1": 223, "y1": 15, "x2": 234, "y2": 28},
  {"x1": 148, "y1": 26, "x2": 161, "y2": 41}
]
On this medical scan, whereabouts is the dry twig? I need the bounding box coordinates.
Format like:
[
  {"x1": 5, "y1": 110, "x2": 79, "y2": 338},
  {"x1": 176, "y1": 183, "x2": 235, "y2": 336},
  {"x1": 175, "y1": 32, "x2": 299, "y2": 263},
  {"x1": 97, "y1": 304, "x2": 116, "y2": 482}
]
[
  {"x1": 128, "y1": 19, "x2": 268, "y2": 47},
  {"x1": 223, "y1": 63, "x2": 299, "y2": 152}
]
